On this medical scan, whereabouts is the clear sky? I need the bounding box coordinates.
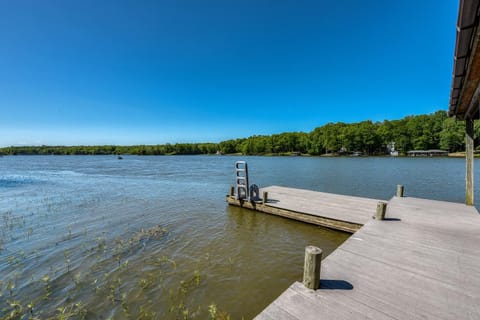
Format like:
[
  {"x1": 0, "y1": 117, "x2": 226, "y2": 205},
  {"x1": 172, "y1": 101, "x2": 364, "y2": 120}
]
[{"x1": 0, "y1": 0, "x2": 457, "y2": 146}]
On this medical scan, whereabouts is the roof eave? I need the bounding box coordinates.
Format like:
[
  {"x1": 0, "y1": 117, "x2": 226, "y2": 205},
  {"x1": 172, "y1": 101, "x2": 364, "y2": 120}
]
[{"x1": 449, "y1": 0, "x2": 480, "y2": 120}]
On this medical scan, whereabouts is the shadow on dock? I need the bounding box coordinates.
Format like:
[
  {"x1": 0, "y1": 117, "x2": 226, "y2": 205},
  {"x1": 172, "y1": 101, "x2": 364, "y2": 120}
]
[
  {"x1": 383, "y1": 217, "x2": 401, "y2": 221},
  {"x1": 320, "y1": 279, "x2": 353, "y2": 290}
]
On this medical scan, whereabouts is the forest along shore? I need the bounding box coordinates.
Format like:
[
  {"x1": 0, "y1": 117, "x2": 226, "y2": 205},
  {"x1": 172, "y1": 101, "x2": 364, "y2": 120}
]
[{"x1": 0, "y1": 110, "x2": 478, "y2": 156}]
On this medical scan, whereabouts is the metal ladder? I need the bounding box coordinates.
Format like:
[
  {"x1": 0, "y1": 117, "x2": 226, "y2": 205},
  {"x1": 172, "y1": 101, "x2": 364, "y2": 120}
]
[{"x1": 235, "y1": 161, "x2": 249, "y2": 200}]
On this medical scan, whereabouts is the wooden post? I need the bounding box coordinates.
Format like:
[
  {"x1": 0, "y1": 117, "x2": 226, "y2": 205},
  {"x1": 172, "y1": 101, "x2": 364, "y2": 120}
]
[
  {"x1": 396, "y1": 185, "x2": 404, "y2": 197},
  {"x1": 375, "y1": 202, "x2": 387, "y2": 220},
  {"x1": 303, "y1": 246, "x2": 322, "y2": 290},
  {"x1": 230, "y1": 186, "x2": 235, "y2": 197},
  {"x1": 466, "y1": 118, "x2": 474, "y2": 206},
  {"x1": 262, "y1": 191, "x2": 268, "y2": 204}
]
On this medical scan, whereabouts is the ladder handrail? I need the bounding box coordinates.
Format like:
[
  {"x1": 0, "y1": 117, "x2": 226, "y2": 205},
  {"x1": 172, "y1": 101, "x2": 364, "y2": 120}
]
[{"x1": 234, "y1": 161, "x2": 249, "y2": 200}]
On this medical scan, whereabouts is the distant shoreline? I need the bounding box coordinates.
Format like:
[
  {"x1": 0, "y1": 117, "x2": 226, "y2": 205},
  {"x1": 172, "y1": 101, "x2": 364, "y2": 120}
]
[
  {"x1": 0, "y1": 110, "x2": 476, "y2": 157},
  {"x1": 0, "y1": 152, "x2": 476, "y2": 158}
]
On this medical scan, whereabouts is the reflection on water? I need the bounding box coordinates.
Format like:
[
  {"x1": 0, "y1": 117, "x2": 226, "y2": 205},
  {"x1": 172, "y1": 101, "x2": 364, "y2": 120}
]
[{"x1": 0, "y1": 155, "x2": 477, "y2": 318}]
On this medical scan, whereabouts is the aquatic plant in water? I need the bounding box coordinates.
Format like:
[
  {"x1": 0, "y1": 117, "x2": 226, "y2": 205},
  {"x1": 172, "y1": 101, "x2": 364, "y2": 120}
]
[{"x1": 0, "y1": 218, "x2": 234, "y2": 319}]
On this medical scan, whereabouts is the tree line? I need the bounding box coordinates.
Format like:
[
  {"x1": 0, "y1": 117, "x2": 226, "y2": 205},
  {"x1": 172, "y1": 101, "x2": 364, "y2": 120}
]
[
  {"x1": 0, "y1": 143, "x2": 219, "y2": 156},
  {"x1": 1, "y1": 110, "x2": 478, "y2": 156}
]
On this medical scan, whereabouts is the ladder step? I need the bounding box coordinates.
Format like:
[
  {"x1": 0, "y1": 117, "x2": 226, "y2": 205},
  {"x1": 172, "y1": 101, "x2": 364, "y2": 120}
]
[{"x1": 234, "y1": 161, "x2": 249, "y2": 200}]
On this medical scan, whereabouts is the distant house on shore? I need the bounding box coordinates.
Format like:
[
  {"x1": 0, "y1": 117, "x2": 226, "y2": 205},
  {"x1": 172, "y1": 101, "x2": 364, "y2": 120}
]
[
  {"x1": 407, "y1": 150, "x2": 448, "y2": 157},
  {"x1": 387, "y1": 142, "x2": 398, "y2": 156}
]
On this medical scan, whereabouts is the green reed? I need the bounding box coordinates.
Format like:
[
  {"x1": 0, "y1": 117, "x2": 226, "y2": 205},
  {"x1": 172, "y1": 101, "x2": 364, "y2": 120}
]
[{"x1": 0, "y1": 206, "x2": 236, "y2": 320}]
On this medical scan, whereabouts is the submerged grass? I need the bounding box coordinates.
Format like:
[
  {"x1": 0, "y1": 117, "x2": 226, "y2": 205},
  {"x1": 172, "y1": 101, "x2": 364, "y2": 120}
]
[{"x1": 0, "y1": 208, "x2": 236, "y2": 320}]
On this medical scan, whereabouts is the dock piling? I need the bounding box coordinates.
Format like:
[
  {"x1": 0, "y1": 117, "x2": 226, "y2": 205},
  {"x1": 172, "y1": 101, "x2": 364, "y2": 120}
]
[
  {"x1": 262, "y1": 191, "x2": 268, "y2": 204},
  {"x1": 375, "y1": 202, "x2": 387, "y2": 220},
  {"x1": 303, "y1": 246, "x2": 322, "y2": 290},
  {"x1": 230, "y1": 186, "x2": 235, "y2": 197},
  {"x1": 396, "y1": 185, "x2": 404, "y2": 197}
]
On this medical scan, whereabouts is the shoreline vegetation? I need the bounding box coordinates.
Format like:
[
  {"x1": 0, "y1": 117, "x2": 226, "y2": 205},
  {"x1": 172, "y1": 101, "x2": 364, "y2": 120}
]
[
  {"x1": 1, "y1": 110, "x2": 479, "y2": 157},
  {"x1": 0, "y1": 210, "x2": 233, "y2": 319}
]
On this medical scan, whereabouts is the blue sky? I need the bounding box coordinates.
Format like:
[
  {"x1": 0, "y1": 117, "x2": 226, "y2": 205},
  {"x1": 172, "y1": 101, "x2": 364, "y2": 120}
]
[{"x1": 0, "y1": 0, "x2": 457, "y2": 146}]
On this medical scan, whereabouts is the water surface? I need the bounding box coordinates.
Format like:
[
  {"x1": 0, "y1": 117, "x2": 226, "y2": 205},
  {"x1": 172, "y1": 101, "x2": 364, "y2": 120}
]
[{"x1": 0, "y1": 155, "x2": 477, "y2": 319}]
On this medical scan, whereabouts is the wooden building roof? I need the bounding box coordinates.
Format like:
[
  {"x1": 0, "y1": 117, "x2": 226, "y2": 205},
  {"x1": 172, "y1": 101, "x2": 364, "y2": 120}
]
[{"x1": 449, "y1": 0, "x2": 480, "y2": 120}]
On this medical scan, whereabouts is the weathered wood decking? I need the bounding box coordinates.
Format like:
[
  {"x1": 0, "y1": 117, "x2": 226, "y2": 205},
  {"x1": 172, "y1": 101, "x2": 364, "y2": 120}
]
[
  {"x1": 252, "y1": 195, "x2": 480, "y2": 320},
  {"x1": 226, "y1": 186, "x2": 382, "y2": 233}
]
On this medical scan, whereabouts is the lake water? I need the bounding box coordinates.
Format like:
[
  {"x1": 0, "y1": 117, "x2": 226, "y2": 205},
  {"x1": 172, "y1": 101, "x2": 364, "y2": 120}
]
[{"x1": 0, "y1": 155, "x2": 478, "y2": 319}]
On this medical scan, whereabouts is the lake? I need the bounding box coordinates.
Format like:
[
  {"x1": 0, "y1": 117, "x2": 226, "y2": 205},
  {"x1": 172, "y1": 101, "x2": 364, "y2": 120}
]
[{"x1": 0, "y1": 155, "x2": 478, "y2": 319}]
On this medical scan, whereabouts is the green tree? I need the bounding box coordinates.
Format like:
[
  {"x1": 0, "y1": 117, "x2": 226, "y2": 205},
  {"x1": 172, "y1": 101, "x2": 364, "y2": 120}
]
[{"x1": 440, "y1": 117, "x2": 464, "y2": 152}]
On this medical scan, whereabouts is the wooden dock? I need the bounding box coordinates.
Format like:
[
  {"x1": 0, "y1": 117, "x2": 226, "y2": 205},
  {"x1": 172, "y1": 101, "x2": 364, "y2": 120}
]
[
  {"x1": 250, "y1": 195, "x2": 480, "y2": 319},
  {"x1": 226, "y1": 186, "x2": 382, "y2": 233}
]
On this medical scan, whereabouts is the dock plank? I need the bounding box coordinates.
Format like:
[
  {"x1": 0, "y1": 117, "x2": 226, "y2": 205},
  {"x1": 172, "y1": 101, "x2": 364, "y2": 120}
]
[
  {"x1": 227, "y1": 185, "x2": 382, "y2": 232},
  {"x1": 254, "y1": 196, "x2": 480, "y2": 320},
  {"x1": 261, "y1": 186, "x2": 381, "y2": 225}
]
